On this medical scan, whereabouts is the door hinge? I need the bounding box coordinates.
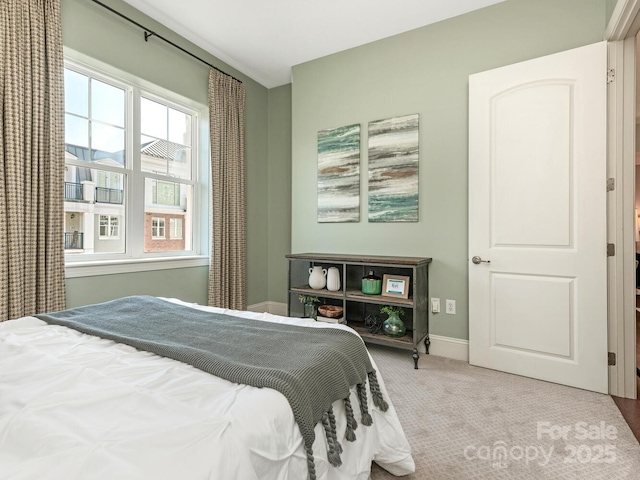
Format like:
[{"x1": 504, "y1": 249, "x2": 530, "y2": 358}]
[
  {"x1": 608, "y1": 352, "x2": 616, "y2": 366},
  {"x1": 607, "y1": 68, "x2": 616, "y2": 84},
  {"x1": 607, "y1": 243, "x2": 615, "y2": 257},
  {"x1": 607, "y1": 178, "x2": 615, "y2": 192}
]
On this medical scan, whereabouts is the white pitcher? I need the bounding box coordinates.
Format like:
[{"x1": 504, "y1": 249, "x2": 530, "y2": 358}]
[
  {"x1": 326, "y1": 267, "x2": 341, "y2": 292},
  {"x1": 308, "y1": 266, "x2": 327, "y2": 290}
]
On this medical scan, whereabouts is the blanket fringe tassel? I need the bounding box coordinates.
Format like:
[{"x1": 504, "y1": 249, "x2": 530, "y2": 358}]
[
  {"x1": 321, "y1": 408, "x2": 343, "y2": 466},
  {"x1": 305, "y1": 445, "x2": 317, "y2": 480},
  {"x1": 356, "y1": 382, "x2": 373, "y2": 426},
  {"x1": 306, "y1": 369, "x2": 388, "y2": 479},
  {"x1": 368, "y1": 371, "x2": 389, "y2": 412},
  {"x1": 343, "y1": 396, "x2": 357, "y2": 441}
]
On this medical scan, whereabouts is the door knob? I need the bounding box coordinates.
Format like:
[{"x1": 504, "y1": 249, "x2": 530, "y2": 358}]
[{"x1": 471, "y1": 256, "x2": 490, "y2": 265}]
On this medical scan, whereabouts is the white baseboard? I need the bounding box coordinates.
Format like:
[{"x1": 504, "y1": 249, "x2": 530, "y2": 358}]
[
  {"x1": 246, "y1": 302, "x2": 469, "y2": 362},
  {"x1": 247, "y1": 301, "x2": 288, "y2": 317},
  {"x1": 267, "y1": 301, "x2": 288, "y2": 317},
  {"x1": 427, "y1": 334, "x2": 469, "y2": 362},
  {"x1": 247, "y1": 301, "x2": 270, "y2": 313}
]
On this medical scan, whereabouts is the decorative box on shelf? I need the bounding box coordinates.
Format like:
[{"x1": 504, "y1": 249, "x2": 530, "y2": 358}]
[{"x1": 286, "y1": 253, "x2": 432, "y2": 369}]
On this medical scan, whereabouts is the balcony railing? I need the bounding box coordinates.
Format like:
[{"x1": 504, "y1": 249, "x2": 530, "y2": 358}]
[
  {"x1": 64, "y1": 232, "x2": 84, "y2": 250},
  {"x1": 96, "y1": 187, "x2": 123, "y2": 204},
  {"x1": 64, "y1": 182, "x2": 83, "y2": 201}
]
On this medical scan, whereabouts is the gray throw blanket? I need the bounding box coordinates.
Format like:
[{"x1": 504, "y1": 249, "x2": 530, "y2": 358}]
[{"x1": 36, "y1": 296, "x2": 388, "y2": 479}]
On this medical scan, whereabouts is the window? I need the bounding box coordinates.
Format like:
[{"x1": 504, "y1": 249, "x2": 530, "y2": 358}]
[
  {"x1": 152, "y1": 218, "x2": 166, "y2": 239},
  {"x1": 140, "y1": 97, "x2": 192, "y2": 180},
  {"x1": 99, "y1": 215, "x2": 119, "y2": 238},
  {"x1": 97, "y1": 171, "x2": 121, "y2": 189},
  {"x1": 170, "y1": 218, "x2": 183, "y2": 239},
  {"x1": 63, "y1": 59, "x2": 202, "y2": 270},
  {"x1": 151, "y1": 179, "x2": 181, "y2": 206}
]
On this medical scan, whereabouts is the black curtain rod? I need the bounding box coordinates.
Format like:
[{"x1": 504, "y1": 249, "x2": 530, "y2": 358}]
[{"x1": 90, "y1": 0, "x2": 243, "y2": 84}]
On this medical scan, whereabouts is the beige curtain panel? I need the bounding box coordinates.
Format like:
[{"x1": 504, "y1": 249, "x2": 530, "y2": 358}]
[
  {"x1": 208, "y1": 69, "x2": 247, "y2": 310},
  {"x1": 0, "y1": 0, "x2": 67, "y2": 321}
]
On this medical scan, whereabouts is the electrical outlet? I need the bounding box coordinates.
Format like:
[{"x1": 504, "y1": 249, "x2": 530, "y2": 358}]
[
  {"x1": 445, "y1": 299, "x2": 456, "y2": 315},
  {"x1": 431, "y1": 298, "x2": 440, "y2": 313}
]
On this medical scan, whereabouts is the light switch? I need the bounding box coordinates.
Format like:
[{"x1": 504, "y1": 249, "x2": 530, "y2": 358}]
[{"x1": 431, "y1": 298, "x2": 440, "y2": 313}]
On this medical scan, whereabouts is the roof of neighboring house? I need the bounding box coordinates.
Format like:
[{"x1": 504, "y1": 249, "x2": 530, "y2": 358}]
[
  {"x1": 65, "y1": 144, "x2": 125, "y2": 166},
  {"x1": 65, "y1": 140, "x2": 188, "y2": 168},
  {"x1": 141, "y1": 139, "x2": 188, "y2": 160}
]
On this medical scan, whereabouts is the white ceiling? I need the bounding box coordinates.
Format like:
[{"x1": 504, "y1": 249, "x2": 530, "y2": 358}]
[{"x1": 121, "y1": 0, "x2": 507, "y2": 88}]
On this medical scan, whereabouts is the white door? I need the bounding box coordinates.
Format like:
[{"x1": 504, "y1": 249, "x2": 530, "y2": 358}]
[{"x1": 468, "y1": 42, "x2": 608, "y2": 393}]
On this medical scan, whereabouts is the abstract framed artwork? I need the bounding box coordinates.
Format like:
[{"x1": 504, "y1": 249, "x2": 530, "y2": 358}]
[
  {"x1": 368, "y1": 114, "x2": 419, "y2": 222},
  {"x1": 317, "y1": 123, "x2": 361, "y2": 223}
]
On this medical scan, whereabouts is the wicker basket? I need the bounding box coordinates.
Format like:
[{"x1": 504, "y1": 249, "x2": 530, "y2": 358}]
[{"x1": 317, "y1": 305, "x2": 344, "y2": 318}]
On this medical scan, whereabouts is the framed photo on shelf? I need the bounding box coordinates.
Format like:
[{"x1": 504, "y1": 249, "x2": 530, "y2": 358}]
[{"x1": 381, "y1": 274, "x2": 410, "y2": 299}]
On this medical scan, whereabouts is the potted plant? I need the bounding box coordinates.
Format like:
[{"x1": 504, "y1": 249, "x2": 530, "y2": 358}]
[
  {"x1": 380, "y1": 305, "x2": 406, "y2": 337},
  {"x1": 298, "y1": 294, "x2": 320, "y2": 320}
]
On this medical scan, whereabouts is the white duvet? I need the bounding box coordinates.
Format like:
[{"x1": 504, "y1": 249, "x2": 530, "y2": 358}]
[{"x1": 0, "y1": 299, "x2": 414, "y2": 480}]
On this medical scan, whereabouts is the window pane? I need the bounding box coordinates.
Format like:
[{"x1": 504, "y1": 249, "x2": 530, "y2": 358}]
[
  {"x1": 99, "y1": 215, "x2": 120, "y2": 238},
  {"x1": 170, "y1": 218, "x2": 183, "y2": 239},
  {"x1": 167, "y1": 144, "x2": 191, "y2": 180},
  {"x1": 64, "y1": 173, "x2": 126, "y2": 254},
  {"x1": 92, "y1": 123, "x2": 125, "y2": 166},
  {"x1": 91, "y1": 79, "x2": 125, "y2": 127},
  {"x1": 151, "y1": 217, "x2": 165, "y2": 239},
  {"x1": 141, "y1": 98, "x2": 167, "y2": 139},
  {"x1": 151, "y1": 179, "x2": 179, "y2": 206},
  {"x1": 141, "y1": 136, "x2": 191, "y2": 180},
  {"x1": 141, "y1": 135, "x2": 168, "y2": 175},
  {"x1": 110, "y1": 216, "x2": 119, "y2": 236},
  {"x1": 168, "y1": 108, "x2": 192, "y2": 146},
  {"x1": 95, "y1": 170, "x2": 124, "y2": 204},
  {"x1": 144, "y1": 179, "x2": 192, "y2": 253},
  {"x1": 99, "y1": 215, "x2": 108, "y2": 236},
  {"x1": 64, "y1": 69, "x2": 88, "y2": 117},
  {"x1": 65, "y1": 115, "x2": 89, "y2": 150}
]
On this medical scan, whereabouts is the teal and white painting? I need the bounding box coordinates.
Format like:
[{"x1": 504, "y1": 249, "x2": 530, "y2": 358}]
[
  {"x1": 368, "y1": 114, "x2": 419, "y2": 222},
  {"x1": 317, "y1": 124, "x2": 360, "y2": 222}
]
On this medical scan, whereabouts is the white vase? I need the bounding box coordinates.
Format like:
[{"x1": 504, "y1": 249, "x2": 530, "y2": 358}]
[
  {"x1": 308, "y1": 266, "x2": 327, "y2": 290},
  {"x1": 326, "y1": 267, "x2": 340, "y2": 291}
]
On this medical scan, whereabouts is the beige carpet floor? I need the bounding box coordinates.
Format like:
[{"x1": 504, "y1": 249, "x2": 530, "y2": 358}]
[{"x1": 368, "y1": 345, "x2": 640, "y2": 480}]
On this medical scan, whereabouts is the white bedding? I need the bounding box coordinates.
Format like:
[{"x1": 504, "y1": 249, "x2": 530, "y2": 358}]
[{"x1": 0, "y1": 299, "x2": 415, "y2": 480}]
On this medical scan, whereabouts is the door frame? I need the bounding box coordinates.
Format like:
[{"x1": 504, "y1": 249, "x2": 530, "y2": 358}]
[{"x1": 606, "y1": 0, "x2": 639, "y2": 399}]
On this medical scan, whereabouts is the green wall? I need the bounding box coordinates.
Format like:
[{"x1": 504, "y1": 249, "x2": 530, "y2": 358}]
[
  {"x1": 66, "y1": 267, "x2": 209, "y2": 306},
  {"x1": 267, "y1": 85, "x2": 293, "y2": 304},
  {"x1": 291, "y1": 0, "x2": 607, "y2": 340},
  {"x1": 61, "y1": 0, "x2": 269, "y2": 307}
]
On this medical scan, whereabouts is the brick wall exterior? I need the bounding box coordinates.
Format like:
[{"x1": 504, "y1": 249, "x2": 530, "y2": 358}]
[{"x1": 144, "y1": 212, "x2": 186, "y2": 252}]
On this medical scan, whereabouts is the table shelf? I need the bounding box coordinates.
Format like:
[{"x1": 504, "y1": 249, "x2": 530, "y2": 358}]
[{"x1": 287, "y1": 253, "x2": 431, "y2": 368}]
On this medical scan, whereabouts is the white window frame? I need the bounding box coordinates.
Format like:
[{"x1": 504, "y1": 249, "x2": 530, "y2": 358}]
[
  {"x1": 151, "y1": 217, "x2": 166, "y2": 239},
  {"x1": 170, "y1": 218, "x2": 183, "y2": 239},
  {"x1": 63, "y1": 53, "x2": 209, "y2": 278},
  {"x1": 99, "y1": 215, "x2": 120, "y2": 239}
]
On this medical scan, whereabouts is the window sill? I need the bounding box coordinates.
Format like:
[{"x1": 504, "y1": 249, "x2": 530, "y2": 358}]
[{"x1": 65, "y1": 255, "x2": 210, "y2": 278}]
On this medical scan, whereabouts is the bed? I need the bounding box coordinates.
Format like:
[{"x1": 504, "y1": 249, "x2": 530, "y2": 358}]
[{"x1": 0, "y1": 296, "x2": 415, "y2": 480}]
